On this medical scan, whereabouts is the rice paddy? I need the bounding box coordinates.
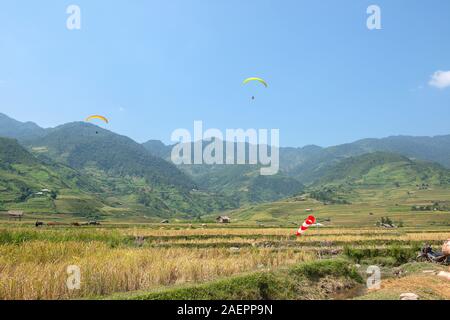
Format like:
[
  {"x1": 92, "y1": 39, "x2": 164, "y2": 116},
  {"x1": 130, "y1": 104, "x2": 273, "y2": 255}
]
[{"x1": 0, "y1": 220, "x2": 448, "y2": 300}]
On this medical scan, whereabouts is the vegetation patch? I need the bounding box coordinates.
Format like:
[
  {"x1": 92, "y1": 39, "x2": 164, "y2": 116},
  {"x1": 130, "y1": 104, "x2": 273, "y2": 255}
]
[
  {"x1": 343, "y1": 245, "x2": 421, "y2": 265},
  {"x1": 111, "y1": 259, "x2": 362, "y2": 300}
]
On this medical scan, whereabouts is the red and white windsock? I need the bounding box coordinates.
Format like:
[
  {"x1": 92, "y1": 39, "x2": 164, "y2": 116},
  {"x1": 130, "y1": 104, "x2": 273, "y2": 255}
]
[{"x1": 296, "y1": 215, "x2": 316, "y2": 236}]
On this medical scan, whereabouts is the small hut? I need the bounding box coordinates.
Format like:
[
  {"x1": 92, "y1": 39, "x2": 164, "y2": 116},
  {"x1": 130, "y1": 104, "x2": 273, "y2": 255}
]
[
  {"x1": 8, "y1": 210, "x2": 24, "y2": 221},
  {"x1": 216, "y1": 216, "x2": 231, "y2": 224}
]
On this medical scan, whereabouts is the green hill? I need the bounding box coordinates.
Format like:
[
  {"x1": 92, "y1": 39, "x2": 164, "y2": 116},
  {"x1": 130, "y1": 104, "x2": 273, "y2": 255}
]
[
  {"x1": 143, "y1": 139, "x2": 304, "y2": 205},
  {"x1": 30, "y1": 122, "x2": 195, "y2": 191},
  {"x1": 225, "y1": 152, "x2": 450, "y2": 226},
  {"x1": 0, "y1": 136, "x2": 237, "y2": 219},
  {"x1": 0, "y1": 113, "x2": 47, "y2": 142},
  {"x1": 142, "y1": 140, "x2": 172, "y2": 159},
  {"x1": 188, "y1": 165, "x2": 304, "y2": 205},
  {"x1": 143, "y1": 135, "x2": 450, "y2": 189},
  {"x1": 0, "y1": 137, "x2": 104, "y2": 215},
  {"x1": 306, "y1": 152, "x2": 450, "y2": 204},
  {"x1": 283, "y1": 135, "x2": 450, "y2": 184},
  {"x1": 0, "y1": 136, "x2": 39, "y2": 166},
  {"x1": 23, "y1": 123, "x2": 237, "y2": 218},
  {"x1": 313, "y1": 152, "x2": 450, "y2": 187}
]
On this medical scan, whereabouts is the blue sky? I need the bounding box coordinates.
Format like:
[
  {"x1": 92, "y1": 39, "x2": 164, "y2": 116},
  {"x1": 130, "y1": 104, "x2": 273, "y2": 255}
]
[{"x1": 0, "y1": 0, "x2": 449, "y2": 147}]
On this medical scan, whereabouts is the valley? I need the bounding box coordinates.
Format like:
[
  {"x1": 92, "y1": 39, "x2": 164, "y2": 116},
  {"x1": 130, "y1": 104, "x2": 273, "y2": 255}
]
[{"x1": 0, "y1": 112, "x2": 449, "y2": 300}]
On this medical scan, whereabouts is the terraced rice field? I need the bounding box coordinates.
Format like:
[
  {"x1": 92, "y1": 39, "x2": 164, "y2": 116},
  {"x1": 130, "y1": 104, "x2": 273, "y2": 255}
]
[{"x1": 0, "y1": 222, "x2": 448, "y2": 300}]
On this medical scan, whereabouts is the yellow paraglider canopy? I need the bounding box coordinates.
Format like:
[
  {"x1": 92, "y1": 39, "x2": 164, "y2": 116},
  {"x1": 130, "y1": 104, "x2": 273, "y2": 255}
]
[
  {"x1": 85, "y1": 115, "x2": 109, "y2": 124},
  {"x1": 243, "y1": 77, "x2": 268, "y2": 88}
]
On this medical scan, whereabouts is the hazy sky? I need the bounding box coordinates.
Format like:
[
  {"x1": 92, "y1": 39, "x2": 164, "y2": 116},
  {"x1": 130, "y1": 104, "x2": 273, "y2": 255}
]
[{"x1": 0, "y1": 0, "x2": 449, "y2": 147}]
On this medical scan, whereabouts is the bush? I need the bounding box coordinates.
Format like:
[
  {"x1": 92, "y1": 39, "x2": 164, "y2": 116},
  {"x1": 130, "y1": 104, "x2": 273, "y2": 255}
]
[
  {"x1": 344, "y1": 245, "x2": 419, "y2": 266},
  {"x1": 290, "y1": 259, "x2": 362, "y2": 283}
]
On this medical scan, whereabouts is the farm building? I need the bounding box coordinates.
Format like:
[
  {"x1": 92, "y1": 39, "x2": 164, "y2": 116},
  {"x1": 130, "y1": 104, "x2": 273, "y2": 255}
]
[
  {"x1": 8, "y1": 210, "x2": 24, "y2": 221},
  {"x1": 216, "y1": 216, "x2": 231, "y2": 223}
]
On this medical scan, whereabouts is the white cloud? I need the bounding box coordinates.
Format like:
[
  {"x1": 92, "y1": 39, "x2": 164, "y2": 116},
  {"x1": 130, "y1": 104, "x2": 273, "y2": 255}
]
[
  {"x1": 118, "y1": 106, "x2": 126, "y2": 112},
  {"x1": 429, "y1": 70, "x2": 450, "y2": 89}
]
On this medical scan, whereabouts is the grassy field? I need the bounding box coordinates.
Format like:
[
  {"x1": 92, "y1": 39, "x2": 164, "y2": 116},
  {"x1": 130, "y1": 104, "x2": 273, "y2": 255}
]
[
  {"x1": 1, "y1": 181, "x2": 448, "y2": 300},
  {"x1": 224, "y1": 186, "x2": 450, "y2": 227},
  {"x1": 0, "y1": 219, "x2": 448, "y2": 300}
]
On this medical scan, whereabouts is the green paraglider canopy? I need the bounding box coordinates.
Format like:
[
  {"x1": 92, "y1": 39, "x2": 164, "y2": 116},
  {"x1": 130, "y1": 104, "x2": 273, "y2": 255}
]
[{"x1": 243, "y1": 77, "x2": 268, "y2": 88}]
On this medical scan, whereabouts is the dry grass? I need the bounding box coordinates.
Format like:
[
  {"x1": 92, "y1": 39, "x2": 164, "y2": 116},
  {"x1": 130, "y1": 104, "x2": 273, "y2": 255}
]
[
  {"x1": 147, "y1": 232, "x2": 449, "y2": 245},
  {"x1": 362, "y1": 273, "x2": 450, "y2": 300},
  {"x1": 0, "y1": 225, "x2": 447, "y2": 300},
  {"x1": 0, "y1": 240, "x2": 312, "y2": 300},
  {"x1": 120, "y1": 227, "x2": 402, "y2": 237}
]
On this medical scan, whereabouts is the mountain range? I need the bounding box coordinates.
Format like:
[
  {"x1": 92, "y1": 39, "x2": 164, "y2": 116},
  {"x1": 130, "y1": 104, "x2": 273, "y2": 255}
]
[{"x1": 1, "y1": 112, "x2": 449, "y2": 220}]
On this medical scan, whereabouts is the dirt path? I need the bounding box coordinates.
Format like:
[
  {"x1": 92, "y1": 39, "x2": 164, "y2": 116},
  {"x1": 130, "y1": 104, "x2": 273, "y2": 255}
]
[{"x1": 356, "y1": 263, "x2": 450, "y2": 300}]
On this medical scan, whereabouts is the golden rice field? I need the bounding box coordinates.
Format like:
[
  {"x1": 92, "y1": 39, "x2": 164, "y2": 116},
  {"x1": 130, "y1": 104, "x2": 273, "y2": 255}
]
[
  {"x1": 0, "y1": 232, "x2": 312, "y2": 300},
  {"x1": 0, "y1": 223, "x2": 448, "y2": 300}
]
